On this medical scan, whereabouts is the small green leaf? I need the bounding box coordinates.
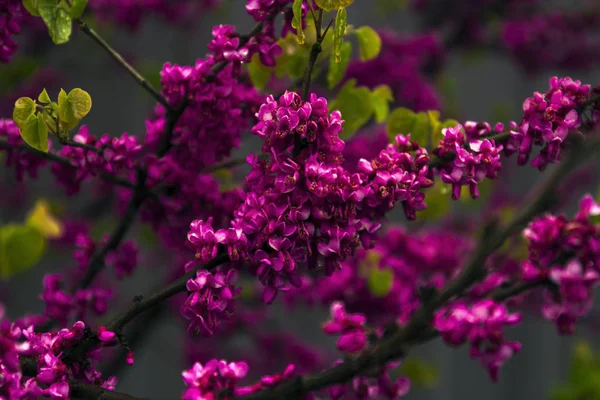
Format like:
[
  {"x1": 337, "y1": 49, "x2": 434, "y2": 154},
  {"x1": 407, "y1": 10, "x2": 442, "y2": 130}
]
[
  {"x1": 22, "y1": 0, "x2": 40, "y2": 16},
  {"x1": 291, "y1": 0, "x2": 304, "y2": 44},
  {"x1": 355, "y1": 26, "x2": 381, "y2": 61},
  {"x1": 367, "y1": 267, "x2": 394, "y2": 297},
  {"x1": 38, "y1": 0, "x2": 72, "y2": 45},
  {"x1": 387, "y1": 107, "x2": 417, "y2": 141},
  {"x1": 397, "y1": 358, "x2": 439, "y2": 388},
  {"x1": 315, "y1": 0, "x2": 335, "y2": 11},
  {"x1": 13, "y1": 97, "x2": 36, "y2": 129},
  {"x1": 68, "y1": 0, "x2": 87, "y2": 19},
  {"x1": 0, "y1": 224, "x2": 46, "y2": 280},
  {"x1": 333, "y1": 8, "x2": 347, "y2": 63},
  {"x1": 58, "y1": 88, "x2": 92, "y2": 132},
  {"x1": 330, "y1": 80, "x2": 373, "y2": 139},
  {"x1": 418, "y1": 180, "x2": 451, "y2": 221},
  {"x1": 327, "y1": 41, "x2": 352, "y2": 88},
  {"x1": 247, "y1": 54, "x2": 273, "y2": 90},
  {"x1": 38, "y1": 88, "x2": 51, "y2": 104},
  {"x1": 26, "y1": 199, "x2": 63, "y2": 239},
  {"x1": 371, "y1": 85, "x2": 393, "y2": 123},
  {"x1": 410, "y1": 112, "x2": 432, "y2": 148},
  {"x1": 20, "y1": 114, "x2": 49, "y2": 153}
]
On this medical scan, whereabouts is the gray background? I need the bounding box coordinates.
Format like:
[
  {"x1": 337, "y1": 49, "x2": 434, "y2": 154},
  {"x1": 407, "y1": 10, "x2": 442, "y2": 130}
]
[{"x1": 2, "y1": 1, "x2": 600, "y2": 399}]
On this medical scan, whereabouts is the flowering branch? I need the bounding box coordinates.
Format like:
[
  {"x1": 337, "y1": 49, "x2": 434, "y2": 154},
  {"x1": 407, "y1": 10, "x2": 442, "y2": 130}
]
[{"x1": 235, "y1": 133, "x2": 600, "y2": 400}]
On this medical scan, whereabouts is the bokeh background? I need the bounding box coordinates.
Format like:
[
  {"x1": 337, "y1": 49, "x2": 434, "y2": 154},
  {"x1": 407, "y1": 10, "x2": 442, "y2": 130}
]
[{"x1": 2, "y1": 1, "x2": 600, "y2": 399}]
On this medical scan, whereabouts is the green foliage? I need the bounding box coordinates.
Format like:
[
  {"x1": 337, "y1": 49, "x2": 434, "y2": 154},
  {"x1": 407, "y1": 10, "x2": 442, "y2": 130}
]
[
  {"x1": 12, "y1": 88, "x2": 92, "y2": 150},
  {"x1": 367, "y1": 267, "x2": 394, "y2": 297},
  {"x1": 315, "y1": 0, "x2": 336, "y2": 12},
  {"x1": 333, "y1": 8, "x2": 347, "y2": 63},
  {"x1": 291, "y1": 0, "x2": 304, "y2": 44},
  {"x1": 397, "y1": 358, "x2": 439, "y2": 388},
  {"x1": 418, "y1": 180, "x2": 451, "y2": 221},
  {"x1": 0, "y1": 199, "x2": 62, "y2": 280},
  {"x1": 552, "y1": 342, "x2": 600, "y2": 400},
  {"x1": 37, "y1": 0, "x2": 73, "y2": 44},
  {"x1": 248, "y1": 54, "x2": 273, "y2": 91},
  {"x1": 327, "y1": 41, "x2": 352, "y2": 88},
  {"x1": 22, "y1": 0, "x2": 89, "y2": 45},
  {"x1": 370, "y1": 85, "x2": 394, "y2": 123},
  {"x1": 354, "y1": 26, "x2": 381, "y2": 61},
  {"x1": 387, "y1": 107, "x2": 459, "y2": 149}
]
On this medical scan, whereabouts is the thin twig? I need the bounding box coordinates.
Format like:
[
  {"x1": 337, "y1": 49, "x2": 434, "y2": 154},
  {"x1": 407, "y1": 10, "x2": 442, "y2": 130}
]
[{"x1": 75, "y1": 19, "x2": 170, "y2": 111}]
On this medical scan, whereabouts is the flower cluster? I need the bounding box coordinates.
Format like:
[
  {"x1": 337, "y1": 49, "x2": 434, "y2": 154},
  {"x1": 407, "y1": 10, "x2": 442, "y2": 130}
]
[
  {"x1": 433, "y1": 123, "x2": 503, "y2": 199},
  {"x1": 0, "y1": 315, "x2": 117, "y2": 399},
  {"x1": 0, "y1": 0, "x2": 23, "y2": 63},
  {"x1": 434, "y1": 299, "x2": 522, "y2": 381},
  {"x1": 509, "y1": 76, "x2": 590, "y2": 170},
  {"x1": 106, "y1": 239, "x2": 139, "y2": 279},
  {"x1": 187, "y1": 91, "x2": 435, "y2": 306},
  {"x1": 286, "y1": 225, "x2": 472, "y2": 324},
  {"x1": 181, "y1": 269, "x2": 240, "y2": 336},
  {"x1": 41, "y1": 273, "x2": 112, "y2": 325},
  {"x1": 0, "y1": 118, "x2": 47, "y2": 181},
  {"x1": 51, "y1": 126, "x2": 142, "y2": 195},
  {"x1": 323, "y1": 301, "x2": 368, "y2": 354},
  {"x1": 521, "y1": 194, "x2": 600, "y2": 334},
  {"x1": 345, "y1": 30, "x2": 444, "y2": 111},
  {"x1": 181, "y1": 359, "x2": 248, "y2": 400}
]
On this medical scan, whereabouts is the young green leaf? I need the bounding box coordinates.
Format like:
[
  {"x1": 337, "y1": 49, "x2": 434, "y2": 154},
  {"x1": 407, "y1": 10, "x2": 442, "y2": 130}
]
[
  {"x1": 315, "y1": 0, "x2": 335, "y2": 12},
  {"x1": 58, "y1": 88, "x2": 92, "y2": 131},
  {"x1": 387, "y1": 107, "x2": 417, "y2": 141},
  {"x1": 247, "y1": 54, "x2": 273, "y2": 90},
  {"x1": 291, "y1": 0, "x2": 304, "y2": 44},
  {"x1": 410, "y1": 112, "x2": 432, "y2": 148},
  {"x1": 333, "y1": 8, "x2": 347, "y2": 63},
  {"x1": 26, "y1": 199, "x2": 63, "y2": 239},
  {"x1": 396, "y1": 358, "x2": 439, "y2": 388},
  {"x1": 355, "y1": 26, "x2": 381, "y2": 61},
  {"x1": 22, "y1": 0, "x2": 41, "y2": 16},
  {"x1": 13, "y1": 97, "x2": 36, "y2": 129},
  {"x1": 38, "y1": 0, "x2": 72, "y2": 45},
  {"x1": 38, "y1": 88, "x2": 51, "y2": 104},
  {"x1": 20, "y1": 114, "x2": 49, "y2": 153},
  {"x1": 0, "y1": 224, "x2": 46, "y2": 280},
  {"x1": 371, "y1": 85, "x2": 393, "y2": 123},
  {"x1": 327, "y1": 41, "x2": 352, "y2": 88},
  {"x1": 67, "y1": 0, "x2": 88, "y2": 19},
  {"x1": 367, "y1": 267, "x2": 394, "y2": 297},
  {"x1": 330, "y1": 80, "x2": 374, "y2": 139}
]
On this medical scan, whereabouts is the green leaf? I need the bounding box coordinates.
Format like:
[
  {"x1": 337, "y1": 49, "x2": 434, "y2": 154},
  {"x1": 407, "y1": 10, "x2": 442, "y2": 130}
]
[
  {"x1": 38, "y1": 88, "x2": 51, "y2": 104},
  {"x1": 13, "y1": 97, "x2": 36, "y2": 129},
  {"x1": 355, "y1": 26, "x2": 381, "y2": 61},
  {"x1": 26, "y1": 199, "x2": 63, "y2": 239},
  {"x1": 330, "y1": 80, "x2": 373, "y2": 139},
  {"x1": 247, "y1": 54, "x2": 273, "y2": 90},
  {"x1": 327, "y1": 41, "x2": 352, "y2": 88},
  {"x1": 68, "y1": 0, "x2": 87, "y2": 19},
  {"x1": 387, "y1": 107, "x2": 416, "y2": 140},
  {"x1": 22, "y1": 0, "x2": 40, "y2": 16},
  {"x1": 418, "y1": 181, "x2": 451, "y2": 221},
  {"x1": 410, "y1": 112, "x2": 432, "y2": 148},
  {"x1": 0, "y1": 224, "x2": 46, "y2": 280},
  {"x1": 291, "y1": 0, "x2": 304, "y2": 44},
  {"x1": 315, "y1": 0, "x2": 335, "y2": 11},
  {"x1": 20, "y1": 114, "x2": 49, "y2": 153},
  {"x1": 371, "y1": 85, "x2": 393, "y2": 123},
  {"x1": 38, "y1": 0, "x2": 72, "y2": 45},
  {"x1": 397, "y1": 358, "x2": 439, "y2": 388},
  {"x1": 58, "y1": 88, "x2": 92, "y2": 132},
  {"x1": 367, "y1": 267, "x2": 394, "y2": 297},
  {"x1": 333, "y1": 8, "x2": 347, "y2": 63}
]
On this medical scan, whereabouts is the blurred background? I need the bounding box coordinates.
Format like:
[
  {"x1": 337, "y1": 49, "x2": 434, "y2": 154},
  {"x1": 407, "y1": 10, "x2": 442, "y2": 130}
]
[{"x1": 2, "y1": 0, "x2": 600, "y2": 399}]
